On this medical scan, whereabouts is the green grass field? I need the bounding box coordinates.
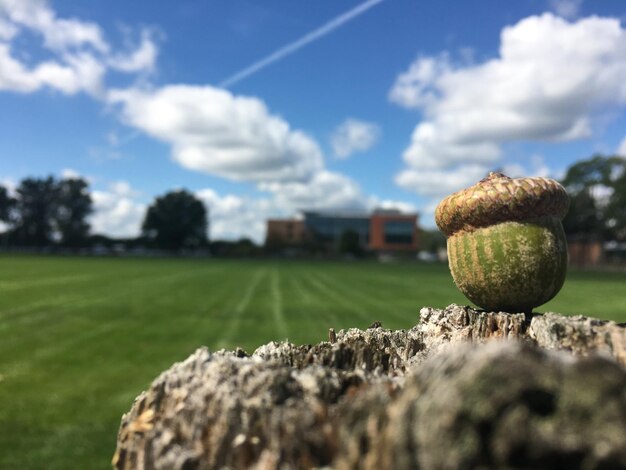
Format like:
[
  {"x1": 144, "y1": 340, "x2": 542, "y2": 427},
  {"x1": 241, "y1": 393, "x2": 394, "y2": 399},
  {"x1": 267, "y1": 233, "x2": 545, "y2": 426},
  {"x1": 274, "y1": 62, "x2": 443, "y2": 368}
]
[{"x1": 1, "y1": 255, "x2": 625, "y2": 469}]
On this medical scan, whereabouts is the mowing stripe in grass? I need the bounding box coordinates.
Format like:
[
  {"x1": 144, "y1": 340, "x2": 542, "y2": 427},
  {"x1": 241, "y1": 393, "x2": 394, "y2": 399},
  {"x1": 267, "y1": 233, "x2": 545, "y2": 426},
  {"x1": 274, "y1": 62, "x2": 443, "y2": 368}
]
[
  {"x1": 0, "y1": 266, "x2": 232, "y2": 363},
  {"x1": 0, "y1": 293, "x2": 102, "y2": 322},
  {"x1": 139, "y1": 265, "x2": 266, "y2": 352},
  {"x1": 1, "y1": 267, "x2": 212, "y2": 325},
  {"x1": 306, "y1": 272, "x2": 369, "y2": 322},
  {"x1": 298, "y1": 273, "x2": 341, "y2": 327},
  {"x1": 339, "y1": 262, "x2": 444, "y2": 287},
  {"x1": 215, "y1": 269, "x2": 266, "y2": 349},
  {"x1": 324, "y1": 274, "x2": 414, "y2": 324},
  {"x1": 2, "y1": 321, "x2": 122, "y2": 380},
  {"x1": 0, "y1": 266, "x2": 174, "y2": 321},
  {"x1": 283, "y1": 273, "x2": 320, "y2": 336},
  {"x1": 271, "y1": 269, "x2": 289, "y2": 340},
  {"x1": 290, "y1": 276, "x2": 312, "y2": 304},
  {"x1": 0, "y1": 275, "x2": 96, "y2": 292}
]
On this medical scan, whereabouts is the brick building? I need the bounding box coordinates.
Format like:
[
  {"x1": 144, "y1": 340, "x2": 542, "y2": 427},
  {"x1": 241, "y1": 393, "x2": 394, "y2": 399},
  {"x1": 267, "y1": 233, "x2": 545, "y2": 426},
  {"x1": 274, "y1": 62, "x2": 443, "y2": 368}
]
[
  {"x1": 265, "y1": 209, "x2": 419, "y2": 254},
  {"x1": 265, "y1": 219, "x2": 309, "y2": 246},
  {"x1": 368, "y1": 211, "x2": 419, "y2": 252}
]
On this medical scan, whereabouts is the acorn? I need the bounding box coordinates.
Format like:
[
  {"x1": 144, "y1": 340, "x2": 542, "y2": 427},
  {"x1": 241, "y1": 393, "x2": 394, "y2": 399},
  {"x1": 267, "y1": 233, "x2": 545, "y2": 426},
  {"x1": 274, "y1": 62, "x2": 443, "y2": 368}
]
[{"x1": 435, "y1": 172, "x2": 570, "y2": 313}]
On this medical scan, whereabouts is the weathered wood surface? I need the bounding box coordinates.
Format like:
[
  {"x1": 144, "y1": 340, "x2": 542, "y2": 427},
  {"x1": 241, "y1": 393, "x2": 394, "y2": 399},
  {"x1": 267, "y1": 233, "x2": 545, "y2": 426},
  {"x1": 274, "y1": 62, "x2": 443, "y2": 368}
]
[{"x1": 113, "y1": 305, "x2": 626, "y2": 469}]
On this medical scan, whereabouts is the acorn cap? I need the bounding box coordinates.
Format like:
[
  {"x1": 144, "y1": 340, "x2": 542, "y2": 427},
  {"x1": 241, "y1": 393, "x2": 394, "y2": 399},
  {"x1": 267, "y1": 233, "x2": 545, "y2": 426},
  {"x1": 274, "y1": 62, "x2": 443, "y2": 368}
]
[{"x1": 435, "y1": 172, "x2": 570, "y2": 237}]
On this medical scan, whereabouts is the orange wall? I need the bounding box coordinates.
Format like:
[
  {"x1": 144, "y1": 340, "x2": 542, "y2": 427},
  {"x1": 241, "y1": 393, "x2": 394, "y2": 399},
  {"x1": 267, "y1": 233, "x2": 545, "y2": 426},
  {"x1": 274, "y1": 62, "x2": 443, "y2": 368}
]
[{"x1": 369, "y1": 214, "x2": 419, "y2": 252}]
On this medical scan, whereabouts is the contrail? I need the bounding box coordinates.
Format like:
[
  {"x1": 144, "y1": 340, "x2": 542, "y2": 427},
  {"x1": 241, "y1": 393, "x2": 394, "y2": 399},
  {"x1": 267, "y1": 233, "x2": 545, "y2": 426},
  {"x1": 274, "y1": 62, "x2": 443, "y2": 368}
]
[{"x1": 219, "y1": 0, "x2": 385, "y2": 88}]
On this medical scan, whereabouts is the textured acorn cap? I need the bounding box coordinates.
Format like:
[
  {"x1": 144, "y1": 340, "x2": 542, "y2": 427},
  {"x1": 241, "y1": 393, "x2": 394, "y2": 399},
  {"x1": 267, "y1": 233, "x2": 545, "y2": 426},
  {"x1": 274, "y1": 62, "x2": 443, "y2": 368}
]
[{"x1": 435, "y1": 172, "x2": 570, "y2": 237}]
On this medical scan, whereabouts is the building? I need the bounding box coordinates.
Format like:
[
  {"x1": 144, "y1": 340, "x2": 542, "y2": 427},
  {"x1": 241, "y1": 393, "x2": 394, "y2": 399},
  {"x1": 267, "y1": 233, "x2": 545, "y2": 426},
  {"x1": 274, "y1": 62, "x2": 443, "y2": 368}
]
[
  {"x1": 369, "y1": 210, "x2": 419, "y2": 252},
  {"x1": 265, "y1": 219, "x2": 309, "y2": 246},
  {"x1": 302, "y1": 211, "x2": 371, "y2": 248},
  {"x1": 567, "y1": 238, "x2": 603, "y2": 266},
  {"x1": 265, "y1": 209, "x2": 419, "y2": 254}
]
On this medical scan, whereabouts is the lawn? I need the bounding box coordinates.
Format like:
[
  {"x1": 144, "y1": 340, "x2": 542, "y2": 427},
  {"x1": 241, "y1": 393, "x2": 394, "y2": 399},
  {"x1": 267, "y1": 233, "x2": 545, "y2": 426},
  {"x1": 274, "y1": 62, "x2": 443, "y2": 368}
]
[{"x1": 0, "y1": 254, "x2": 625, "y2": 469}]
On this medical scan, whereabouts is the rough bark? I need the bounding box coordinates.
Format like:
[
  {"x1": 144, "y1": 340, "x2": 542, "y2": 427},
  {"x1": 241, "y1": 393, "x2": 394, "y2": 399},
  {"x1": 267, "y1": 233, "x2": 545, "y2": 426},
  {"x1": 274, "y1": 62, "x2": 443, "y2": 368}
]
[{"x1": 113, "y1": 305, "x2": 626, "y2": 469}]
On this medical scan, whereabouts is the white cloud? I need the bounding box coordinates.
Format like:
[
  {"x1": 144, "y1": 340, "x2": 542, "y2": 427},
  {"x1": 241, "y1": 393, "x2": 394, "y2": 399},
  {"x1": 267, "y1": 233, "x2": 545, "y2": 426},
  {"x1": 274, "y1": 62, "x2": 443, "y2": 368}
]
[
  {"x1": 108, "y1": 85, "x2": 324, "y2": 183},
  {"x1": 0, "y1": 15, "x2": 17, "y2": 40},
  {"x1": 530, "y1": 155, "x2": 551, "y2": 178},
  {"x1": 60, "y1": 168, "x2": 80, "y2": 179},
  {"x1": 0, "y1": 42, "x2": 109, "y2": 95},
  {"x1": 201, "y1": 182, "x2": 355, "y2": 244},
  {"x1": 401, "y1": 121, "x2": 501, "y2": 170},
  {"x1": 550, "y1": 0, "x2": 583, "y2": 20},
  {"x1": 618, "y1": 136, "x2": 626, "y2": 157},
  {"x1": 0, "y1": 0, "x2": 157, "y2": 96},
  {"x1": 196, "y1": 189, "x2": 282, "y2": 243},
  {"x1": 259, "y1": 170, "x2": 369, "y2": 212},
  {"x1": 109, "y1": 181, "x2": 139, "y2": 197},
  {"x1": 395, "y1": 164, "x2": 489, "y2": 197},
  {"x1": 389, "y1": 55, "x2": 451, "y2": 110},
  {"x1": 499, "y1": 162, "x2": 526, "y2": 178},
  {"x1": 41, "y1": 52, "x2": 106, "y2": 95},
  {"x1": 197, "y1": 185, "x2": 423, "y2": 245},
  {"x1": 198, "y1": 171, "x2": 423, "y2": 243},
  {"x1": 196, "y1": 174, "x2": 419, "y2": 243},
  {"x1": 0, "y1": 0, "x2": 108, "y2": 53},
  {"x1": 90, "y1": 181, "x2": 145, "y2": 238},
  {"x1": 390, "y1": 13, "x2": 626, "y2": 198},
  {"x1": 501, "y1": 155, "x2": 551, "y2": 178},
  {"x1": 108, "y1": 29, "x2": 158, "y2": 73},
  {"x1": 91, "y1": 182, "x2": 280, "y2": 242},
  {"x1": 331, "y1": 118, "x2": 380, "y2": 158},
  {"x1": 1, "y1": 177, "x2": 16, "y2": 195},
  {"x1": 370, "y1": 199, "x2": 416, "y2": 214}
]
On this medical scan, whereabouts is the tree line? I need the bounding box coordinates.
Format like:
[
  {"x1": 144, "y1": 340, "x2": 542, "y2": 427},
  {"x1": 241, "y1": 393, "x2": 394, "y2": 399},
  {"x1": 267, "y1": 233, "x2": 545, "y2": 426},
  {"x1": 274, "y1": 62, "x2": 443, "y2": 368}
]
[
  {"x1": 0, "y1": 177, "x2": 209, "y2": 251},
  {"x1": 0, "y1": 176, "x2": 92, "y2": 248},
  {"x1": 0, "y1": 154, "x2": 624, "y2": 253}
]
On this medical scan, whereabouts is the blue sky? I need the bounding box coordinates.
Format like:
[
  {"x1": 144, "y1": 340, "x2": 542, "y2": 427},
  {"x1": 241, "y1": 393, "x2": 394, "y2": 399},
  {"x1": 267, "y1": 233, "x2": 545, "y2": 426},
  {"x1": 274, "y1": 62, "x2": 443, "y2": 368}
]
[{"x1": 1, "y1": 0, "x2": 626, "y2": 242}]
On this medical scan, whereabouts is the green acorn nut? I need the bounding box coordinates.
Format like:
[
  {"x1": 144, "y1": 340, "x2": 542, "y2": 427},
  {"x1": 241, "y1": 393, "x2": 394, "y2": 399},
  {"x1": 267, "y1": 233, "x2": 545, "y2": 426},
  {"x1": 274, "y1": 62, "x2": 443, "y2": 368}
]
[{"x1": 435, "y1": 172, "x2": 570, "y2": 313}]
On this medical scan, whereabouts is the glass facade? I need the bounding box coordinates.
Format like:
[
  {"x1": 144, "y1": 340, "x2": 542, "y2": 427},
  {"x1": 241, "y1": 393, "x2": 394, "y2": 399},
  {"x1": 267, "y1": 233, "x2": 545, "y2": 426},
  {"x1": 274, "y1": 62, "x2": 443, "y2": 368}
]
[
  {"x1": 383, "y1": 220, "x2": 414, "y2": 244},
  {"x1": 303, "y1": 212, "x2": 370, "y2": 247},
  {"x1": 299, "y1": 210, "x2": 418, "y2": 252}
]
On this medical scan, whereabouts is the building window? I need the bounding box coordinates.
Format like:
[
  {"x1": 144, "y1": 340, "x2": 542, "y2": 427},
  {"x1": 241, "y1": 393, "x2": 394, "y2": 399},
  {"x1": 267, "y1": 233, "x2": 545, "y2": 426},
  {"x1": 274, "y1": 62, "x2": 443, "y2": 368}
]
[{"x1": 384, "y1": 220, "x2": 414, "y2": 244}]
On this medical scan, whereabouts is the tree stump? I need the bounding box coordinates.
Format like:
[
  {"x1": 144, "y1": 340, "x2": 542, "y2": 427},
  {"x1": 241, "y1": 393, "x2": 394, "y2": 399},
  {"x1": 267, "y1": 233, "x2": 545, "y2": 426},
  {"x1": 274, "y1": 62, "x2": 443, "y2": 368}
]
[{"x1": 113, "y1": 305, "x2": 626, "y2": 469}]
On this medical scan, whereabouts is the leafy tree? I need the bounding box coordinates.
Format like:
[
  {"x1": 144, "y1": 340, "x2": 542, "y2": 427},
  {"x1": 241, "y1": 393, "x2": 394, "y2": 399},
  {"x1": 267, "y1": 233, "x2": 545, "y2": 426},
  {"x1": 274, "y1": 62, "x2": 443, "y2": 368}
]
[
  {"x1": 0, "y1": 185, "x2": 16, "y2": 248},
  {"x1": 0, "y1": 185, "x2": 16, "y2": 225},
  {"x1": 339, "y1": 229, "x2": 363, "y2": 256},
  {"x1": 561, "y1": 155, "x2": 626, "y2": 240},
  {"x1": 605, "y1": 161, "x2": 626, "y2": 240},
  {"x1": 13, "y1": 176, "x2": 59, "y2": 246},
  {"x1": 561, "y1": 187, "x2": 599, "y2": 238},
  {"x1": 56, "y1": 178, "x2": 93, "y2": 247},
  {"x1": 142, "y1": 190, "x2": 208, "y2": 251},
  {"x1": 420, "y1": 228, "x2": 446, "y2": 253}
]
